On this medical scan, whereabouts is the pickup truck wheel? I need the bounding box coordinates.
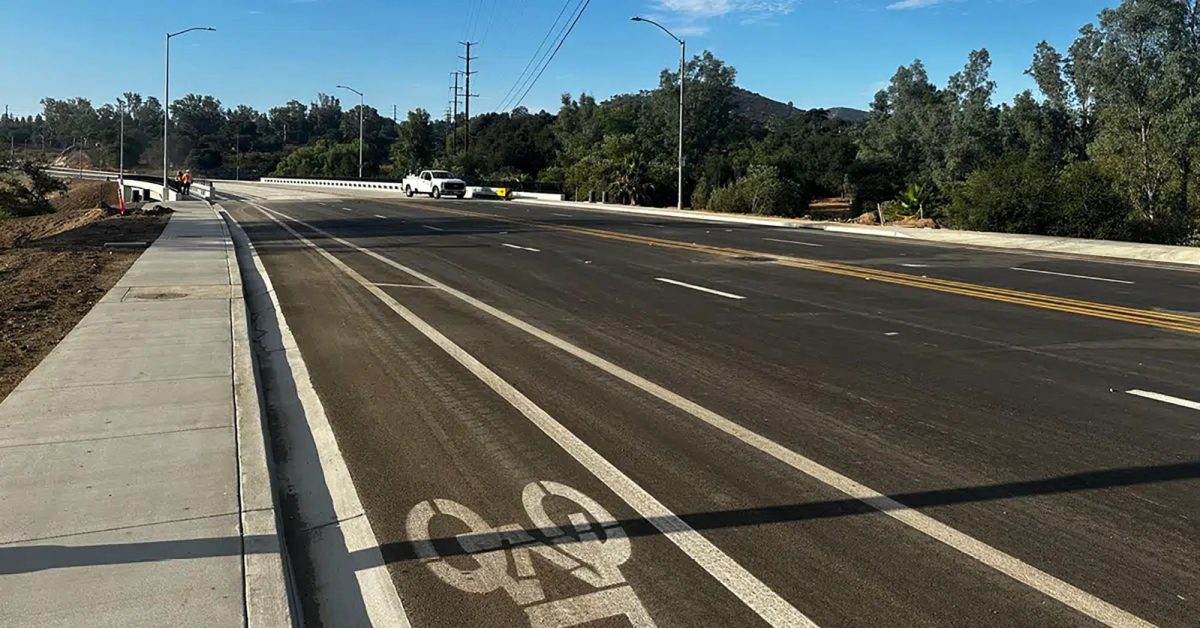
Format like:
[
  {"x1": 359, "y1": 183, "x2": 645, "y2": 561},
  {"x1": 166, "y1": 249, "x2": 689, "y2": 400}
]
[
  {"x1": 404, "y1": 186, "x2": 414, "y2": 198},
  {"x1": 432, "y1": 187, "x2": 442, "y2": 199}
]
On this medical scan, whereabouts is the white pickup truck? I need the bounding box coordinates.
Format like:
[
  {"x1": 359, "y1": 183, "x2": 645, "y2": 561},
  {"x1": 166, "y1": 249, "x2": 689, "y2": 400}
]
[{"x1": 403, "y1": 170, "x2": 468, "y2": 199}]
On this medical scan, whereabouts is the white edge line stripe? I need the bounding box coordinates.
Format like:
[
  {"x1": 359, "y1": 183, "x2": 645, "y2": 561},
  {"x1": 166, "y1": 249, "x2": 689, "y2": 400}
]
[
  {"x1": 228, "y1": 208, "x2": 412, "y2": 627},
  {"x1": 655, "y1": 277, "x2": 746, "y2": 300},
  {"x1": 500, "y1": 243, "x2": 541, "y2": 252},
  {"x1": 763, "y1": 238, "x2": 823, "y2": 248},
  {"x1": 257, "y1": 205, "x2": 1152, "y2": 628},
  {"x1": 1009, "y1": 267, "x2": 1134, "y2": 285},
  {"x1": 372, "y1": 283, "x2": 439, "y2": 289},
  {"x1": 252, "y1": 203, "x2": 814, "y2": 628},
  {"x1": 1127, "y1": 389, "x2": 1200, "y2": 411},
  {"x1": 632, "y1": 222, "x2": 662, "y2": 228},
  {"x1": 422, "y1": 225, "x2": 444, "y2": 232}
]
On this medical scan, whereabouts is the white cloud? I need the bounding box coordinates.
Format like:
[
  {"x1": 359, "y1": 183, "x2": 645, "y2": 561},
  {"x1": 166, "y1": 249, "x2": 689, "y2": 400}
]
[
  {"x1": 886, "y1": 0, "x2": 945, "y2": 9},
  {"x1": 654, "y1": 0, "x2": 795, "y2": 18},
  {"x1": 651, "y1": 0, "x2": 795, "y2": 34}
]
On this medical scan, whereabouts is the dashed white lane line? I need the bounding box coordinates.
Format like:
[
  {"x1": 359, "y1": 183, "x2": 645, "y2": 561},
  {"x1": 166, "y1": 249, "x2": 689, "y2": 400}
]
[
  {"x1": 763, "y1": 237, "x2": 823, "y2": 248},
  {"x1": 372, "y1": 282, "x2": 439, "y2": 289},
  {"x1": 900, "y1": 263, "x2": 931, "y2": 268},
  {"x1": 255, "y1": 205, "x2": 1155, "y2": 628},
  {"x1": 374, "y1": 214, "x2": 387, "y2": 219},
  {"x1": 342, "y1": 207, "x2": 354, "y2": 212},
  {"x1": 632, "y1": 222, "x2": 662, "y2": 228},
  {"x1": 253, "y1": 203, "x2": 816, "y2": 628},
  {"x1": 1010, "y1": 267, "x2": 1134, "y2": 285},
  {"x1": 1126, "y1": 389, "x2": 1200, "y2": 412},
  {"x1": 552, "y1": 212, "x2": 573, "y2": 218},
  {"x1": 422, "y1": 225, "x2": 445, "y2": 232},
  {"x1": 655, "y1": 278, "x2": 746, "y2": 301},
  {"x1": 500, "y1": 243, "x2": 541, "y2": 252}
]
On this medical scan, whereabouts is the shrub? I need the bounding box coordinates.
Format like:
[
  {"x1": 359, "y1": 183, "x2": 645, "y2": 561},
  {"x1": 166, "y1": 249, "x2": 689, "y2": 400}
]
[
  {"x1": 947, "y1": 153, "x2": 1059, "y2": 233},
  {"x1": 1050, "y1": 161, "x2": 1131, "y2": 240},
  {"x1": 0, "y1": 160, "x2": 67, "y2": 218},
  {"x1": 704, "y1": 165, "x2": 803, "y2": 216}
]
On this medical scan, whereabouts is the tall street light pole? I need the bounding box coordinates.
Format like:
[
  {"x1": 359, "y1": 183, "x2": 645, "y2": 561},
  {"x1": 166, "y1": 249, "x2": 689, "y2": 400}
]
[
  {"x1": 164, "y1": 26, "x2": 215, "y2": 199},
  {"x1": 631, "y1": 16, "x2": 685, "y2": 211},
  {"x1": 337, "y1": 85, "x2": 365, "y2": 178}
]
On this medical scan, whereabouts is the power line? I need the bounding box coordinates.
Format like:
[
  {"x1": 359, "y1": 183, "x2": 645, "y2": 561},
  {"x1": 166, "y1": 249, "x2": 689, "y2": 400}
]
[
  {"x1": 463, "y1": 0, "x2": 483, "y2": 41},
  {"x1": 495, "y1": 0, "x2": 575, "y2": 112},
  {"x1": 512, "y1": 0, "x2": 591, "y2": 110},
  {"x1": 479, "y1": 0, "x2": 501, "y2": 44}
]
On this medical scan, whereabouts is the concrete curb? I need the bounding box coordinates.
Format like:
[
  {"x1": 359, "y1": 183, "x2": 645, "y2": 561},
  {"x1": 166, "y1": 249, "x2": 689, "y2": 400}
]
[
  {"x1": 215, "y1": 205, "x2": 297, "y2": 628},
  {"x1": 506, "y1": 198, "x2": 1200, "y2": 267}
]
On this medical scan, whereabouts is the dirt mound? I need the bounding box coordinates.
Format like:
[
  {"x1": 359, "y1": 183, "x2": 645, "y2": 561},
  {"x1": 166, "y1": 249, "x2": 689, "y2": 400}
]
[
  {"x1": 855, "y1": 212, "x2": 879, "y2": 225},
  {"x1": 0, "y1": 212, "x2": 168, "y2": 399},
  {"x1": 0, "y1": 208, "x2": 107, "y2": 249},
  {"x1": 893, "y1": 216, "x2": 939, "y2": 229},
  {"x1": 51, "y1": 180, "x2": 119, "y2": 212}
]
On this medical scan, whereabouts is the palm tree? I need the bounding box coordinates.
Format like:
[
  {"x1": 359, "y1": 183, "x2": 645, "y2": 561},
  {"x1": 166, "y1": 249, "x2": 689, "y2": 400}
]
[{"x1": 896, "y1": 182, "x2": 930, "y2": 219}]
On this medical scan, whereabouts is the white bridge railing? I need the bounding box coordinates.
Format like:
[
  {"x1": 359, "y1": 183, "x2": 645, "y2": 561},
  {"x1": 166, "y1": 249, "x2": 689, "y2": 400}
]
[
  {"x1": 259, "y1": 177, "x2": 563, "y2": 201},
  {"x1": 45, "y1": 167, "x2": 213, "y2": 202}
]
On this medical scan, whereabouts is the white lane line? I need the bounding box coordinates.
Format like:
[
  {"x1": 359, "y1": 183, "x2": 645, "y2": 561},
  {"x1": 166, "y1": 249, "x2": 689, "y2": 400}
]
[
  {"x1": 901, "y1": 263, "x2": 931, "y2": 268},
  {"x1": 500, "y1": 243, "x2": 541, "y2": 253},
  {"x1": 1009, "y1": 267, "x2": 1134, "y2": 285},
  {"x1": 552, "y1": 212, "x2": 573, "y2": 218},
  {"x1": 422, "y1": 225, "x2": 445, "y2": 232},
  {"x1": 254, "y1": 206, "x2": 1154, "y2": 628},
  {"x1": 252, "y1": 203, "x2": 815, "y2": 628},
  {"x1": 374, "y1": 214, "x2": 387, "y2": 219},
  {"x1": 632, "y1": 222, "x2": 662, "y2": 228},
  {"x1": 655, "y1": 278, "x2": 746, "y2": 301},
  {"x1": 1126, "y1": 389, "x2": 1200, "y2": 412},
  {"x1": 372, "y1": 283, "x2": 439, "y2": 289},
  {"x1": 342, "y1": 207, "x2": 354, "y2": 212},
  {"x1": 763, "y1": 238, "x2": 823, "y2": 248}
]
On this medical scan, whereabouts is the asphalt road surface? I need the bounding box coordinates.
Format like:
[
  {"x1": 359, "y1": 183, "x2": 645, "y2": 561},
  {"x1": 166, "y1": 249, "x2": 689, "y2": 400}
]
[{"x1": 220, "y1": 183, "x2": 1198, "y2": 628}]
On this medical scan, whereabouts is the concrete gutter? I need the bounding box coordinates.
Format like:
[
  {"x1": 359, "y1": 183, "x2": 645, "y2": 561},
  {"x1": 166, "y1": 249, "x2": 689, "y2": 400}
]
[{"x1": 217, "y1": 206, "x2": 298, "y2": 627}]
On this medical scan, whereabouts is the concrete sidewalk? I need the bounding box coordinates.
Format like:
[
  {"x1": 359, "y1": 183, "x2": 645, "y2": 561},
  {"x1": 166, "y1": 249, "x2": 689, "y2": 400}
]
[{"x1": 0, "y1": 202, "x2": 291, "y2": 627}]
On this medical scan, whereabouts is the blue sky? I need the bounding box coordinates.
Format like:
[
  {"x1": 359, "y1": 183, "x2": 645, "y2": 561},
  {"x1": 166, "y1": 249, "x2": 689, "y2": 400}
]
[{"x1": 0, "y1": 0, "x2": 1116, "y2": 119}]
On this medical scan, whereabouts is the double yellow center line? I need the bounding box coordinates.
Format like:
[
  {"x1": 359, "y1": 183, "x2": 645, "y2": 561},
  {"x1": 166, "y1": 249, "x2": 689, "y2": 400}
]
[{"x1": 388, "y1": 201, "x2": 1200, "y2": 335}]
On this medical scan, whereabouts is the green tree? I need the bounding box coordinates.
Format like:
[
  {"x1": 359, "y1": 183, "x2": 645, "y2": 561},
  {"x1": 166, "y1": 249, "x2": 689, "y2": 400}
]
[{"x1": 392, "y1": 108, "x2": 436, "y2": 174}]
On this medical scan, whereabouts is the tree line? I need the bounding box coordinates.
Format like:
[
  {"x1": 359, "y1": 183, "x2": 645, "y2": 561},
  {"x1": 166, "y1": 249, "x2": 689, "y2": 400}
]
[{"x1": 2, "y1": 0, "x2": 1196, "y2": 244}]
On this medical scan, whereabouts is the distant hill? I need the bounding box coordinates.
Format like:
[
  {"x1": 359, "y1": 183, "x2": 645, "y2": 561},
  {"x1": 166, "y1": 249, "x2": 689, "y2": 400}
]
[{"x1": 731, "y1": 87, "x2": 867, "y2": 123}]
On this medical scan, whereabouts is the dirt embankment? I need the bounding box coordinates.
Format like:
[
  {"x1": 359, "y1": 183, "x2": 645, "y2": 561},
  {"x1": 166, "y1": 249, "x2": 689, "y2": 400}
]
[{"x1": 0, "y1": 181, "x2": 167, "y2": 399}]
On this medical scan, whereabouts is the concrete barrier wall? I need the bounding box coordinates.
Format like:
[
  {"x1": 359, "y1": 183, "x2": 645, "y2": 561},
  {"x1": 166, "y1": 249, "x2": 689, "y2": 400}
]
[{"x1": 46, "y1": 167, "x2": 213, "y2": 202}]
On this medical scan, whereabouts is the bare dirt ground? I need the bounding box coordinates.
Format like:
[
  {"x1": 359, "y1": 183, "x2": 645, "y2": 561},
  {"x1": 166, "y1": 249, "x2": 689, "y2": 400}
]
[{"x1": 0, "y1": 181, "x2": 168, "y2": 399}]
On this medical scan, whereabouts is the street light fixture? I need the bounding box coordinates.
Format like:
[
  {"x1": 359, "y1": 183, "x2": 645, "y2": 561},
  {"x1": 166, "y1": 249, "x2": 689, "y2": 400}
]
[
  {"x1": 164, "y1": 26, "x2": 215, "y2": 199},
  {"x1": 337, "y1": 85, "x2": 365, "y2": 178},
  {"x1": 632, "y1": 16, "x2": 685, "y2": 211}
]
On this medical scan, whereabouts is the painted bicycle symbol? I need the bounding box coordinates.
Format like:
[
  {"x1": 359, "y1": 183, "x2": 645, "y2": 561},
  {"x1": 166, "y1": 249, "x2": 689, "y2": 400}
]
[{"x1": 406, "y1": 480, "x2": 655, "y2": 627}]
